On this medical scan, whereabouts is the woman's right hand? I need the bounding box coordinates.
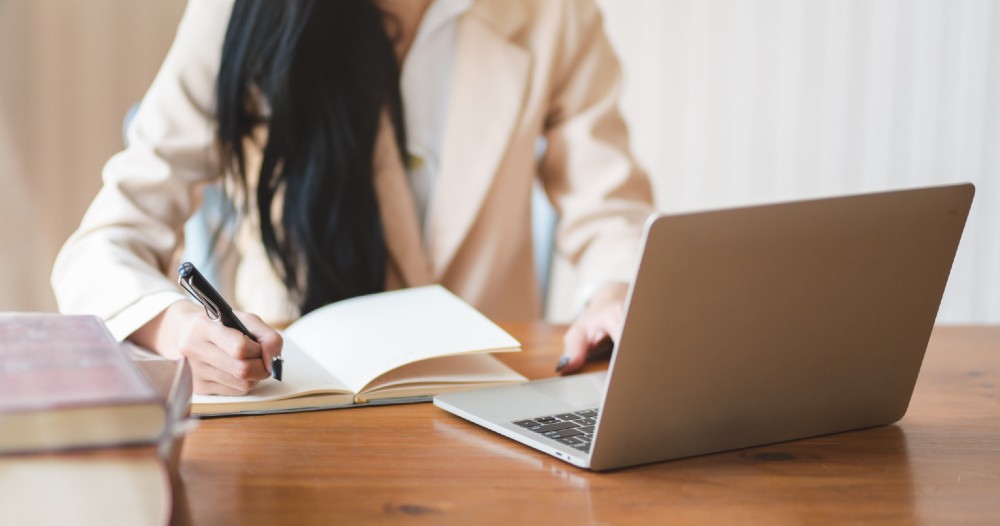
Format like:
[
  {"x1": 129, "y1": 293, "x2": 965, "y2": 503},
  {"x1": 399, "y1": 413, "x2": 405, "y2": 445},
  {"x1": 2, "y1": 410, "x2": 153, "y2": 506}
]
[{"x1": 129, "y1": 301, "x2": 283, "y2": 395}]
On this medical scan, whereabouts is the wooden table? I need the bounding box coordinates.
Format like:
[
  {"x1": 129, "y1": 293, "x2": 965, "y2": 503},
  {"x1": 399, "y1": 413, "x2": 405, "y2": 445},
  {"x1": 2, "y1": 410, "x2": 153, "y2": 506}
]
[{"x1": 174, "y1": 324, "x2": 1000, "y2": 525}]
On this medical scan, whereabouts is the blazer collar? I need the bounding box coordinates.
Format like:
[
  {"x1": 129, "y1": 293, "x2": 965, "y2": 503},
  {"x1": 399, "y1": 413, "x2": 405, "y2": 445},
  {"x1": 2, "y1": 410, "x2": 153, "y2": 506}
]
[
  {"x1": 372, "y1": 115, "x2": 434, "y2": 288},
  {"x1": 465, "y1": 0, "x2": 528, "y2": 38},
  {"x1": 425, "y1": 0, "x2": 532, "y2": 278}
]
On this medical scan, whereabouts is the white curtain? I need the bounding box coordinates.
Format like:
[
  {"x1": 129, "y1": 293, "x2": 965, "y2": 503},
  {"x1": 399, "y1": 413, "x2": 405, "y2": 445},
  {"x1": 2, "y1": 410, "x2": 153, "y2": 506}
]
[{"x1": 597, "y1": 0, "x2": 1000, "y2": 323}]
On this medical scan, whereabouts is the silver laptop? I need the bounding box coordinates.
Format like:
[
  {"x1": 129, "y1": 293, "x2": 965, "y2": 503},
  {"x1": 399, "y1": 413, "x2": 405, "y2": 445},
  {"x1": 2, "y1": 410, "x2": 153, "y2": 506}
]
[{"x1": 434, "y1": 183, "x2": 974, "y2": 471}]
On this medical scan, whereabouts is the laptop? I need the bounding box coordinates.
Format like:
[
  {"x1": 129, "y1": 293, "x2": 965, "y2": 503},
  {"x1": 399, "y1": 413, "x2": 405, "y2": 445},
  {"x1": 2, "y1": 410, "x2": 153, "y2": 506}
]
[{"x1": 434, "y1": 183, "x2": 974, "y2": 471}]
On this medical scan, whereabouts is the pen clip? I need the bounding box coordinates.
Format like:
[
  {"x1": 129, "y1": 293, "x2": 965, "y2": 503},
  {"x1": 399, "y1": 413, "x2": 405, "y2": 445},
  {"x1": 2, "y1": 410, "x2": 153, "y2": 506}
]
[{"x1": 178, "y1": 275, "x2": 222, "y2": 321}]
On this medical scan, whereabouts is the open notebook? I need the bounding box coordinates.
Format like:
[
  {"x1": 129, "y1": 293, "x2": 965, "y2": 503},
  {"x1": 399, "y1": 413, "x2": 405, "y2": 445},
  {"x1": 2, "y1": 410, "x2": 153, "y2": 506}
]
[{"x1": 193, "y1": 286, "x2": 525, "y2": 417}]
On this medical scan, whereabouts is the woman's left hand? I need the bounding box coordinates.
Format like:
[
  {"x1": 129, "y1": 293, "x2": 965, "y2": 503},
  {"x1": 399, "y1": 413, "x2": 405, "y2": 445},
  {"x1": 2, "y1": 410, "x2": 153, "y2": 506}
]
[{"x1": 557, "y1": 282, "x2": 628, "y2": 374}]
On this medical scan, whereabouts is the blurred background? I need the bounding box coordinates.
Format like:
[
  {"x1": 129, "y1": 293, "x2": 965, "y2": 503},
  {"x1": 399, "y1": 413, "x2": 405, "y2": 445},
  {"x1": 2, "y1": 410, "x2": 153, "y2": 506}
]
[{"x1": 1, "y1": 0, "x2": 997, "y2": 323}]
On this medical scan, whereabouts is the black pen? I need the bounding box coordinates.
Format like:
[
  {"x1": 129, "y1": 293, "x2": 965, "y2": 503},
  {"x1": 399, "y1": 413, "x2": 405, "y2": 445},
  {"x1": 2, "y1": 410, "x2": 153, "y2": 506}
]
[{"x1": 178, "y1": 261, "x2": 283, "y2": 381}]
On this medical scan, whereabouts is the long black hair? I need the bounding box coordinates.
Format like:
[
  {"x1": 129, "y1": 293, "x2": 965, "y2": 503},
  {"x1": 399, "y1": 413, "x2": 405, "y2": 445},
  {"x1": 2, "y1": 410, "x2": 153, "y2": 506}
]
[{"x1": 216, "y1": 0, "x2": 406, "y2": 314}]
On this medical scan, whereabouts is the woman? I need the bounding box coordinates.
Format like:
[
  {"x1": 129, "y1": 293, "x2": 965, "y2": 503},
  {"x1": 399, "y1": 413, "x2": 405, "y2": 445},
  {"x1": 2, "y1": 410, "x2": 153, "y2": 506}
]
[{"x1": 52, "y1": 0, "x2": 654, "y2": 395}]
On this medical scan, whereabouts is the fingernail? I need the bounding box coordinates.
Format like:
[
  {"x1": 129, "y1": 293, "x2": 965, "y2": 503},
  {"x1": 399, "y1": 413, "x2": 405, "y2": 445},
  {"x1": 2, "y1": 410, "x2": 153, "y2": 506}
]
[{"x1": 555, "y1": 356, "x2": 570, "y2": 372}]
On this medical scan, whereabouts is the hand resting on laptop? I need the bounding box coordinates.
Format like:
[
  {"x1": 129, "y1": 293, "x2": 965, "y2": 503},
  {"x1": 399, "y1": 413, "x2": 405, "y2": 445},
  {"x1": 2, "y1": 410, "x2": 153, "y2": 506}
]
[{"x1": 557, "y1": 282, "x2": 627, "y2": 374}]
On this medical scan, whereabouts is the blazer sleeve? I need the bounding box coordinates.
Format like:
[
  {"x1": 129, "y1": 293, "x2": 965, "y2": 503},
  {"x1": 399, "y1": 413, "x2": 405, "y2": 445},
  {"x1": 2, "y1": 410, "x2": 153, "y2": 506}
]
[
  {"x1": 51, "y1": 0, "x2": 234, "y2": 340},
  {"x1": 538, "y1": 0, "x2": 655, "y2": 300}
]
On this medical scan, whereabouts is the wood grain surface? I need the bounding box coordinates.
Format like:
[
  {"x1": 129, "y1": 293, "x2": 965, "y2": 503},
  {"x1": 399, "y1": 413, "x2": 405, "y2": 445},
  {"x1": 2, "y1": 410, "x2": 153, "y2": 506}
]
[{"x1": 174, "y1": 323, "x2": 1000, "y2": 525}]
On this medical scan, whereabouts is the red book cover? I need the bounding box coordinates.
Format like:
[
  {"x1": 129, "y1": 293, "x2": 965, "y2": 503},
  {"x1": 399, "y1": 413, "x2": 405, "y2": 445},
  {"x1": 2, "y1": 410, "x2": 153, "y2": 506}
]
[
  {"x1": 0, "y1": 314, "x2": 159, "y2": 414},
  {"x1": 0, "y1": 313, "x2": 167, "y2": 453}
]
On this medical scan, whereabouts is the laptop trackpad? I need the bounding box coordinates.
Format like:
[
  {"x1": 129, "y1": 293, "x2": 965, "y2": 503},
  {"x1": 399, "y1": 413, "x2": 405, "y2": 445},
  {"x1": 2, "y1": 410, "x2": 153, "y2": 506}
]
[
  {"x1": 435, "y1": 371, "x2": 608, "y2": 423},
  {"x1": 521, "y1": 372, "x2": 608, "y2": 412}
]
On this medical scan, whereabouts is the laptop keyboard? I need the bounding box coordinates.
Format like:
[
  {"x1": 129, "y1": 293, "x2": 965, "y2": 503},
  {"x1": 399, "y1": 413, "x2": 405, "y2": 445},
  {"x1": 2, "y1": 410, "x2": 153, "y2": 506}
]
[{"x1": 512, "y1": 409, "x2": 599, "y2": 453}]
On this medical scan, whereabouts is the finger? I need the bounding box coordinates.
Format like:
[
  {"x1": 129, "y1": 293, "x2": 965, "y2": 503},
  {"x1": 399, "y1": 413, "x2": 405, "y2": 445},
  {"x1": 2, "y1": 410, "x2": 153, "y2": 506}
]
[
  {"x1": 189, "y1": 358, "x2": 259, "y2": 395},
  {"x1": 590, "y1": 302, "x2": 625, "y2": 345},
  {"x1": 193, "y1": 376, "x2": 258, "y2": 397},
  {"x1": 558, "y1": 323, "x2": 591, "y2": 374},
  {"x1": 558, "y1": 298, "x2": 626, "y2": 375},
  {"x1": 234, "y1": 310, "x2": 284, "y2": 372},
  {"x1": 183, "y1": 317, "x2": 269, "y2": 381},
  {"x1": 200, "y1": 316, "x2": 260, "y2": 360}
]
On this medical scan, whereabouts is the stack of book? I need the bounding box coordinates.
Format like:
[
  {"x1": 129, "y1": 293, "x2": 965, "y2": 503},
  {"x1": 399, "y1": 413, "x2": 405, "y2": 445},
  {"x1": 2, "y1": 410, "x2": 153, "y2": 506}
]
[{"x1": 0, "y1": 313, "x2": 191, "y2": 525}]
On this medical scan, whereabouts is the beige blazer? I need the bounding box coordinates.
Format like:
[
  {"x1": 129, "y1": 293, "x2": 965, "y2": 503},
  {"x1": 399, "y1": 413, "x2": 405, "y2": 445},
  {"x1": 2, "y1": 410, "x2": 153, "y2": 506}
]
[{"x1": 52, "y1": 0, "x2": 654, "y2": 337}]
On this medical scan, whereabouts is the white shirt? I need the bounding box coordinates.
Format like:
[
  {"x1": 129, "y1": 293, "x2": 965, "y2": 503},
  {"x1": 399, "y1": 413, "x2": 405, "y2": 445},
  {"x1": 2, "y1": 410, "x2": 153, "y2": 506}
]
[{"x1": 400, "y1": 0, "x2": 473, "y2": 238}]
